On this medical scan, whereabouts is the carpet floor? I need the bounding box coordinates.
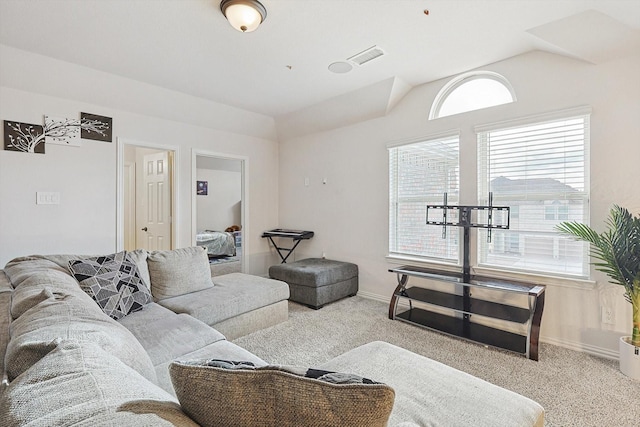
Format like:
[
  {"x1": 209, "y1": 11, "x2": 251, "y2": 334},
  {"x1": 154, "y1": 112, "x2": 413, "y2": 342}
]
[{"x1": 233, "y1": 296, "x2": 639, "y2": 427}]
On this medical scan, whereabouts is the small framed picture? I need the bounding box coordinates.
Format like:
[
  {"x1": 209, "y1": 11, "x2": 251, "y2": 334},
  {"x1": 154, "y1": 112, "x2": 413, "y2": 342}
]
[
  {"x1": 197, "y1": 181, "x2": 208, "y2": 196},
  {"x1": 4, "y1": 120, "x2": 45, "y2": 154},
  {"x1": 45, "y1": 116, "x2": 81, "y2": 146},
  {"x1": 80, "y1": 112, "x2": 113, "y2": 142}
]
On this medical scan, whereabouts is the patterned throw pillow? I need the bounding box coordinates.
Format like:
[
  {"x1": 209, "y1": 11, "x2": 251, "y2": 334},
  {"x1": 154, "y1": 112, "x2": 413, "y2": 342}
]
[
  {"x1": 169, "y1": 359, "x2": 395, "y2": 427},
  {"x1": 190, "y1": 359, "x2": 383, "y2": 384},
  {"x1": 68, "y1": 251, "x2": 152, "y2": 320}
]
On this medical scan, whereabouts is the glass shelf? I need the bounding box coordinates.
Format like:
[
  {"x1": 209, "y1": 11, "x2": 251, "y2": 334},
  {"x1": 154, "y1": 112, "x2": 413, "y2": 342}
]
[{"x1": 388, "y1": 265, "x2": 545, "y2": 360}]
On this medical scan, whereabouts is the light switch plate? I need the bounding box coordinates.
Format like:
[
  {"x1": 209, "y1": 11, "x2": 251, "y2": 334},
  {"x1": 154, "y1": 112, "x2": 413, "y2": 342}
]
[{"x1": 36, "y1": 192, "x2": 61, "y2": 205}]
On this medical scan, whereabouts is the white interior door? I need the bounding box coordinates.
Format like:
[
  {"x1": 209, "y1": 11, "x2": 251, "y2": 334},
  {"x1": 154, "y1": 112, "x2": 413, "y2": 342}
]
[{"x1": 137, "y1": 151, "x2": 172, "y2": 250}]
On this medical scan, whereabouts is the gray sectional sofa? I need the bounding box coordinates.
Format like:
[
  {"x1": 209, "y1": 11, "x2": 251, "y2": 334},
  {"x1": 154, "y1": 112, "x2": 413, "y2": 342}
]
[{"x1": 0, "y1": 248, "x2": 545, "y2": 426}]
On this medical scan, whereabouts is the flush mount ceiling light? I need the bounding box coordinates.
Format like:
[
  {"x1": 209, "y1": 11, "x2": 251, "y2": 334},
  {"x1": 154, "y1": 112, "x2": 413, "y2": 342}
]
[
  {"x1": 328, "y1": 61, "x2": 353, "y2": 74},
  {"x1": 220, "y1": 0, "x2": 267, "y2": 33}
]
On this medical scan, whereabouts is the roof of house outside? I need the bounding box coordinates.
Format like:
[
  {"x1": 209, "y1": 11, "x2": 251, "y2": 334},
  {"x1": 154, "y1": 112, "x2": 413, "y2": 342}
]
[{"x1": 490, "y1": 176, "x2": 578, "y2": 195}]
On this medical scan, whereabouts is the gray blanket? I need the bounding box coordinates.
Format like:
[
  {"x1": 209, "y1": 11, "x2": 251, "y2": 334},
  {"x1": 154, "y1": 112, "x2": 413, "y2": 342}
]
[{"x1": 196, "y1": 231, "x2": 236, "y2": 257}]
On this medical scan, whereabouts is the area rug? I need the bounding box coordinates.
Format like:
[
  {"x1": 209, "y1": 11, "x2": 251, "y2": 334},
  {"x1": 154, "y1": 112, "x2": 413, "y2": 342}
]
[{"x1": 233, "y1": 296, "x2": 639, "y2": 427}]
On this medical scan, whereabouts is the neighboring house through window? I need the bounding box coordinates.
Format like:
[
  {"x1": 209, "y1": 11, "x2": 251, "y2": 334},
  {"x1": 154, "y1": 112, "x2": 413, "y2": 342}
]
[
  {"x1": 477, "y1": 112, "x2": 590, "y2": 277},
  {"x1": 388, "y1": 135, "x2": 459, "y2": 263}
]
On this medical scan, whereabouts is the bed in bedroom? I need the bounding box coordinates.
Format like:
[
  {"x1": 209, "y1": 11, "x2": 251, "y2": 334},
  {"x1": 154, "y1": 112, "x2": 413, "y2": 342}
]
[{"x1": 196, "y1": 230, "x2": 236, "y2": 257}]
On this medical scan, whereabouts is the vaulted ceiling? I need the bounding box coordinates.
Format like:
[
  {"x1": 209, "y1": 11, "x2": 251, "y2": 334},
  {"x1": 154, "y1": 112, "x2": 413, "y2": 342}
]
[{"x1": 1, "y1": 0, "x2": 639, "y2": 119}]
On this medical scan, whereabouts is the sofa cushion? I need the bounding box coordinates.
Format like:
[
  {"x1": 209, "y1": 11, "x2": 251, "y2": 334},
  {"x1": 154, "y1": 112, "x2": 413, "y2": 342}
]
[
  {"x1": 169, "y1": 358, "x2": 395, "y2": 427},
  {"x1": 0, "y1": 270, "x2": 12, "y2": 292},
  {"x1": 0, "y1": 271, "x2": 12, "y2": 384},
  {"x1": 3, "y1": 256, "x2": 79, "y2": 289},
  {"x1": 68, "y1": 251, "x2": 152, "y2": 320},
  {"x1": 158, "y1": 273, "x2": 289, "y2": 327},
  {"x1": 5, "y1": 287, "x2": 157, "y2": 384},
  {"x1": 127, "y1": 248, "x2": 151, "y2": 290},
  {"x1": 4, "y1": 258, "x2": 90, "y2": 320},
  {"x1": 147, "y1": 247, "x2": 214, "y2": 300},
  {"x1": 0, "y1": 339, "x2": 197, "y2": 427},
  {"x1": 118, "y1": 303, "x2": 226, "y2": 367}
]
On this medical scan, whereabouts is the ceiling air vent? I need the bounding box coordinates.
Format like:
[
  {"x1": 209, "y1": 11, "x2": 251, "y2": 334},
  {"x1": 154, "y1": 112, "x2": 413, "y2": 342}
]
[{"x1": 348, "y1": 46, "x2": 385, "y2": 66}]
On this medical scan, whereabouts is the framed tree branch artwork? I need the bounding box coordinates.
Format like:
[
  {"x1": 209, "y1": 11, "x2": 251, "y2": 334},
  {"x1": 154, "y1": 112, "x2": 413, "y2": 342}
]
[
  {"x1": 2, "y1": 112, "x2": 113, "y2": 154},
  {"x1": 4, "y1": 120, "x2": 45, "y2": 154},
  {"x1": 45, "y1": 116, "x2": 82, "y2": 146},
  {"x1": 80, "y1": 112, "x2": 112, "y2": 142}
]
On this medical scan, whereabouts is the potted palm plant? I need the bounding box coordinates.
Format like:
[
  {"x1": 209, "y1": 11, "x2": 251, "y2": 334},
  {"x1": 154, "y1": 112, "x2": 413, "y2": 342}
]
[{"x1": 557, "y1": 205, "x2": 639, "y2": 379}]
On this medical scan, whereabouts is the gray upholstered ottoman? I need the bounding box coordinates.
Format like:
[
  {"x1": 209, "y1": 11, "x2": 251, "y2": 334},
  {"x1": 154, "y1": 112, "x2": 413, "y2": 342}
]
[{"x1": 269, "y1": 258, "x2": 358, "y2": 309}]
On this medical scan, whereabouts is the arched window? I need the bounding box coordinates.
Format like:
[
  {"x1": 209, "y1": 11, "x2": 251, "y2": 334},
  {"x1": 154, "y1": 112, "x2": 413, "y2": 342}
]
[{"x1": 430, "y1": 72, "x2": 515, "y2": 120}]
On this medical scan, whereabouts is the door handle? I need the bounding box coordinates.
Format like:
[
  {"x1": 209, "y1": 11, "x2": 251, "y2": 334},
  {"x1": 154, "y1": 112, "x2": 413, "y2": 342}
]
[{"x1": 141, "y1": 227, "x2": 148, "y2": 232}]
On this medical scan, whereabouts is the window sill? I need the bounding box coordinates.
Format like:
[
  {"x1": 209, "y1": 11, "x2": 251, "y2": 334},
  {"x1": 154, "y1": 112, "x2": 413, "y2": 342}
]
[{"x1": 386, "y1": 254, "x2": 460, "y2": 274}]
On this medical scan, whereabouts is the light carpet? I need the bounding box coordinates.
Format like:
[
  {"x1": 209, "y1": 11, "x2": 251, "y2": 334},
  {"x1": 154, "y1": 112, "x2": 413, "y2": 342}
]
[{"x1": 233, "y1": 296, "x2": 639, "y2": 427}]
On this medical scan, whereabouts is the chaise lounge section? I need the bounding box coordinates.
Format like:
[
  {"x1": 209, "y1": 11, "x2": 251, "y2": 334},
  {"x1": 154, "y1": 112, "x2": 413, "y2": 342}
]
[
  {"x1": 321, "y1": 341, "x2": 543, "y2": 426},
  {"x1": 0, "y1": 247, "x2": 544, "y2": 426},
  {"x1": 159, "y1": 272, "x2": 289, "y2": 339}
]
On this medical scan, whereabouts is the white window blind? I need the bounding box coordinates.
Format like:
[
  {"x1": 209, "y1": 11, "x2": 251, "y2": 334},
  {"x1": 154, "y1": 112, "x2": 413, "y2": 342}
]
[
  {"x1": 389, "y1": 136, "x2": 459, "y2": 262},
  {"x1": 477, "y1": 114, "x2": 590, "y2": 277}
]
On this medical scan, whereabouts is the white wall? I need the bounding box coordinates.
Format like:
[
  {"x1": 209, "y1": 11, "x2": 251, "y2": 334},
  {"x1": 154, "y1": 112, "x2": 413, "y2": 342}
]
[
  {"x1": 196, "y1": 168, "x2": 241, "y2": 232},
  {"x1": 0, "y1": 47, "x2": 279, "y2": 274},
  {"x1": 2, "y1": 42, "x2": 638, "y2": 356},
  {"x1": 277, "y1": 50, "x2": 640, "y2": 357}
]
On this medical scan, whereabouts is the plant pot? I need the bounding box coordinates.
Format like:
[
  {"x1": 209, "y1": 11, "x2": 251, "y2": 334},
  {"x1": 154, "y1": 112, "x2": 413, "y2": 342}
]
[{"x1": 619, "y1": 336, "x2": 640, "y2": 380}]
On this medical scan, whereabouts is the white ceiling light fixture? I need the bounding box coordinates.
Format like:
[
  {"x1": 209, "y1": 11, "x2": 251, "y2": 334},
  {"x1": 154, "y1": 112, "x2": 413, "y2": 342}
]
[
  {"x1": 328, "y1": 61, "x2": 353, "y2": 74},
  {"x1": 220, "y1": 0, "x2": 267, "y2": 33}
]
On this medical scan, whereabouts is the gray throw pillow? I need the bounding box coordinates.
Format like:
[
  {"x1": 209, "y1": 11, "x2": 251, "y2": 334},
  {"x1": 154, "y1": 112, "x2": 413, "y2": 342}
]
[
  {"x1": 126, "y1": 248, "x2": 151, "y2": 290},
  {"x1": 68, "y1": 251, "x2": 152, "y2": 320},
  {"x1": 169, "y1": 359, "x2": 395, "y2": 427},
  {"x1": 147, "y1": 246, "x2": 214, "y2": 300}
]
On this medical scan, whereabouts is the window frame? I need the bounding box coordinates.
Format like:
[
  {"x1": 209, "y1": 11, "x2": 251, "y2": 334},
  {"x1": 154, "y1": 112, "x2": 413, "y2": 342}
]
[
  {"x1": 388, "y1": 133, "x2": 461, "y2": 265},
  {"x1": 475, "y1": 108, "x2": 592, "y2": 279},
  {"x1": 429, "y1": 71, "x2": 516, "y2": 120}
]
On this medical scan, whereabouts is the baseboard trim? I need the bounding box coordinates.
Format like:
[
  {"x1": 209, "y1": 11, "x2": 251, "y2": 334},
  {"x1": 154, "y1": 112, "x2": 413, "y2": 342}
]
[
  {"x1": 357, "y1": 291, "x2": 619, "y2": 361},
  {"x1": 540, "y1": 336, "x2": 618, "y2": 360},
  {"x1": 357, "y1": 290, "x2": 389, "y2": 303}
]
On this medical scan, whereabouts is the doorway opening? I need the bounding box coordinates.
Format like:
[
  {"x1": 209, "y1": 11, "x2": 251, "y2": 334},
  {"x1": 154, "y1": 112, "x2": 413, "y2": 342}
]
[
  {"x1": 117, "y1": 139, "x2": 178, "y2": 252},
  {"x1": 192, "y1": 150, "x2": 248, "y2": 274}
]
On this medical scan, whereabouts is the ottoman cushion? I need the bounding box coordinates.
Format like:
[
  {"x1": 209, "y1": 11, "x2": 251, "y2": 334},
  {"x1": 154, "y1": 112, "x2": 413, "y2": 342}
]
[
  {"x1": 269, "y1": 258, "x2": 357, "y2": 288},
  {"x1": 269, "y1": 258, "x2": 358, "y2": 309}
]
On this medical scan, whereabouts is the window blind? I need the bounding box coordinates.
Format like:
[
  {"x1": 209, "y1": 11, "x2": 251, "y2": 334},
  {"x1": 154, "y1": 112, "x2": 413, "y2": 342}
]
[
  {"x1": 389, "y1": 136, "x2": 460, "y2": 262},
  {"x1": 477, "y1": 115, "x2": 590, "y2": 277}
]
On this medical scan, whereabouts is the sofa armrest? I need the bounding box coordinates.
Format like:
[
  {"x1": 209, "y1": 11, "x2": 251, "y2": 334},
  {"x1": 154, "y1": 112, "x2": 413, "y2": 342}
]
[{"x1": 0, "y1": 270, "x2": 13, "y2": 391}]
